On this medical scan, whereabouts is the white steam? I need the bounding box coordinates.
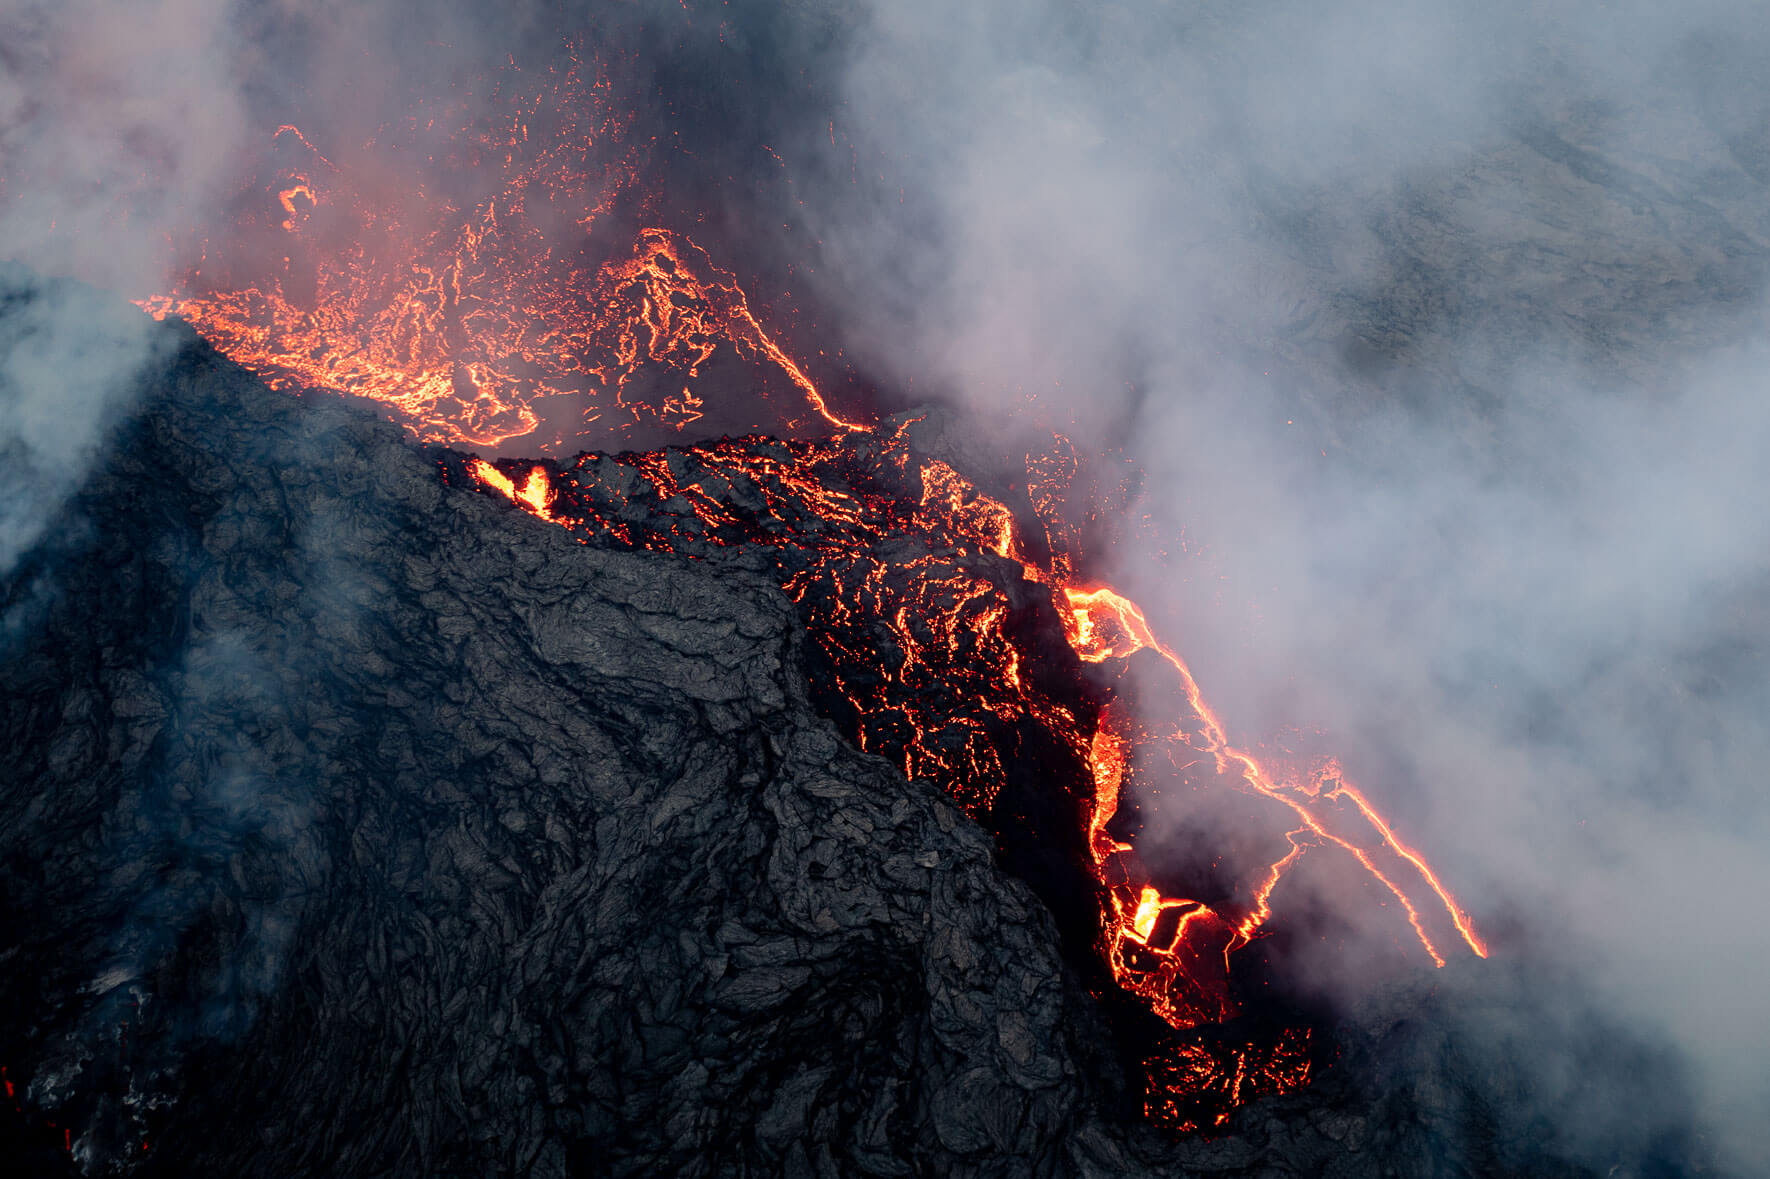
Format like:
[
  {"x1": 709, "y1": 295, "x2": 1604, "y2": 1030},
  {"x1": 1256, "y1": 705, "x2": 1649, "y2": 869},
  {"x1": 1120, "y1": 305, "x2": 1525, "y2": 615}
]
[
  {"x1": 0, "y1": 0, "x2": 254, "y2": 576},
  {"x1": 787, "y1": 0, "x2": 1770, "y2": 1167}
]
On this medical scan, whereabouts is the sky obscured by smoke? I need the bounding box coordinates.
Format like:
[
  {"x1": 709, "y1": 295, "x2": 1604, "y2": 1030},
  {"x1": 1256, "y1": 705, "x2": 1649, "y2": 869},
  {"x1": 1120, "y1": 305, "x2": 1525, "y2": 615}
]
[
  {"x1": 773, "y1": 0, "x2": 1770, "y2": 1167},
  {"x1": 0, "y1": 0, "x2": 254, "y2": 292}
]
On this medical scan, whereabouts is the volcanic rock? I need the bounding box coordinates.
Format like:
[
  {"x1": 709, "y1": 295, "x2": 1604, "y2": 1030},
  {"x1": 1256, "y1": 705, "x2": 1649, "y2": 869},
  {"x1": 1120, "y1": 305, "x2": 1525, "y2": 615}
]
[{"x1": 0, "y1": 272, "x2": 1681, "y2": 1176}]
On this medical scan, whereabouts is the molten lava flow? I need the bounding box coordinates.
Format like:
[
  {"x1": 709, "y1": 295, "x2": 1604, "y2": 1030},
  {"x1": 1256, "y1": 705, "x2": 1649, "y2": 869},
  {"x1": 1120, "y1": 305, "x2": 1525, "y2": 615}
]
[
  {"x1": 133, "y1": 48, "x2": 860, "y2": 451},
  {"x1": 1087, "y1": 718, "x2": 1132, "y2": 860},
  {"x1": 469, "y1": 458, "x2": 554, "y2": 521},
  {"x1": 1062, "y1": 586, "x2": 1488, "y2": 968}
]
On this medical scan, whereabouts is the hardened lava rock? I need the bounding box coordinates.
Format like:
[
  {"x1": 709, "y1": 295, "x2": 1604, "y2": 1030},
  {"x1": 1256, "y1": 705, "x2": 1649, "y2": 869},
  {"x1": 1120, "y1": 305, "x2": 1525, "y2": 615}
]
[
  {"x1": 0, "y1": 274, "x2": 1694, "y2": 1177},
  {"x1": 0, "y1": 274, "x2": 1142, "y2": 1177}
]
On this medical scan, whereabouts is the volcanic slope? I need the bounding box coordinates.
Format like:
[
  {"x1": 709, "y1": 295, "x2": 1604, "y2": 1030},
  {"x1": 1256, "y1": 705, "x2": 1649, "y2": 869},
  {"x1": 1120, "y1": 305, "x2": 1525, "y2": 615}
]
[{"x1": 0, "y1": 273, "x2": 1686, "y2": 1177}]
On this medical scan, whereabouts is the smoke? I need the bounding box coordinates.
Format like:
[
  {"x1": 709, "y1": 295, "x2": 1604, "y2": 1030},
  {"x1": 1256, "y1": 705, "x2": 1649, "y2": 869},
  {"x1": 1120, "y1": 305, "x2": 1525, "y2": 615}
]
[
  {"x1": 771, "y1": 0, "x2": 1770, "y2": 1169},
  {"x1": 0, "y1": 0, "x2": 255, "y2": 292},
  {"x1": 0, "y1": 0, "x2": 570, "y2": 575},
  {"x1": 0, "y1": 0, "x2": 568, "y2": 290},
  {"x1": 0, "y1": 270, "x2": 171, "y2": 579},
  {"x1": 0, "y1": 1, "x2": 241, "y2": 586},
  {"x1": 8, "y1": 0, "x2": 1767, "y2": 1164}
]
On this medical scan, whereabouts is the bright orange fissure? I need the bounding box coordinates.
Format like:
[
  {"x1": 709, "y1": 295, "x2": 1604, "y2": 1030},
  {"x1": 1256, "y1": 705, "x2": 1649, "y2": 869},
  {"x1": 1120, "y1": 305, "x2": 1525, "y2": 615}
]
[{"x1": 1060, "y1": 586, "x2": 1487, "y2": 967}]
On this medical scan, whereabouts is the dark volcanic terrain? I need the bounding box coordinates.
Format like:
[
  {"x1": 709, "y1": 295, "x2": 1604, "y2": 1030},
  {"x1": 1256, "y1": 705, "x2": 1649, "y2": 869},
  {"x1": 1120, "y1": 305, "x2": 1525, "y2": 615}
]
[{"x1": 0, "y1": 273, "x2": 1694, "y2": 1176}]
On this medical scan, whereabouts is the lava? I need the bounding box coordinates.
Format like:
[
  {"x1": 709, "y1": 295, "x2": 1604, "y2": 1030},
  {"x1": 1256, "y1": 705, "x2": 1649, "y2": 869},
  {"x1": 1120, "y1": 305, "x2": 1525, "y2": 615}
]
[
  {"x1": 1061, "y1": 585, "x2": 1487, "y2": 967},
  {"x1": 133, "y1": 46, "x2": 857, "y2": 451},
  {"x1": 469, "y1": 458, "x2": 554, "y2": 520}
]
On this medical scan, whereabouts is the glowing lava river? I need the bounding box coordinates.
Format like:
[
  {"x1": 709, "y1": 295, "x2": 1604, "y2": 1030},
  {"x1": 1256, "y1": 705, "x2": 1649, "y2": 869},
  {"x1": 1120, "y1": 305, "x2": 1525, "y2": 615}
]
[{"x1": 106, "y1": 42, "x2": 1486, "y2": 1134}]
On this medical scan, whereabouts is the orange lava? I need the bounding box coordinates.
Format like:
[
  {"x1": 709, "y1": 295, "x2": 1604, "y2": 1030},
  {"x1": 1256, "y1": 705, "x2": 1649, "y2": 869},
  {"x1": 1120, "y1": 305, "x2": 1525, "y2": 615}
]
[
  {"x1": 469, "y1": 458, "x2": 554, "y2": 521},
  {"x1": 1062, "y1": 585, "x2": 1487, "y2": 970},
  {"x1": 133, "y1": 48, "x2": 858, "y2": 451}
]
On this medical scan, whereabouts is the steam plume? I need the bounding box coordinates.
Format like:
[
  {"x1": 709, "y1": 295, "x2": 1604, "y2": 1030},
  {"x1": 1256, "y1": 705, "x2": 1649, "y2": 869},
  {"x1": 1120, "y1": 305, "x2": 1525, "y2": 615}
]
[{"x1": 779, "y1": 0, "x2": 1770, "y2": 1167}]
